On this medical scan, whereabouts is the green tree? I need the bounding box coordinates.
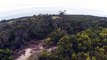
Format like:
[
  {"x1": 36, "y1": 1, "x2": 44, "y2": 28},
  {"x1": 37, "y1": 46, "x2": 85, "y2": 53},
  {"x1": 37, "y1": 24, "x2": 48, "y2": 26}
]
[{"x1": 0, "y1": 48, "x2": 13, "y2": 60}]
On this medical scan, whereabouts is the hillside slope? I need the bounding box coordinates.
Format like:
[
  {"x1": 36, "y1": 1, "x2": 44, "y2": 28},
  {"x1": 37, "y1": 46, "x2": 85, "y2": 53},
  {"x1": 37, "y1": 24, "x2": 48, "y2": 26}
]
[{"x1": 0, "y1": 14, "x2": 107, "y2": 60}]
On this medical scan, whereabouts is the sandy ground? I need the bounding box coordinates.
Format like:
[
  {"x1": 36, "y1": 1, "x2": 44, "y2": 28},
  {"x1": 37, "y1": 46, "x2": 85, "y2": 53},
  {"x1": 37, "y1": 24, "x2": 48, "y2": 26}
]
[
  {"x1": 15, "y1": 40, "x2": 43, "y2": 60},
  {"x1": 16, "y1": 45, "x2": 44, "y2": 60},
  {"x1": 16, "y1": 47, "x2": 57, "y2": 60},
  {"x1": 15, "y1": 40, "x2": 57, "y2": 60},
  {"x1": 16, "y1": 48, "x2": 33, "y2": 60}
]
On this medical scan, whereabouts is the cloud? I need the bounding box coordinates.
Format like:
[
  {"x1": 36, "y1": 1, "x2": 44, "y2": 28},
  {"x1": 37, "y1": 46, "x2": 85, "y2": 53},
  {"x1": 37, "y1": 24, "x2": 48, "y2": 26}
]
[
  {"x1": 0, "y1": 0, "x2": 107, "y2": 20},
  {"x1": 0, "y1": 0, "x2": 107, "y2": 11}
]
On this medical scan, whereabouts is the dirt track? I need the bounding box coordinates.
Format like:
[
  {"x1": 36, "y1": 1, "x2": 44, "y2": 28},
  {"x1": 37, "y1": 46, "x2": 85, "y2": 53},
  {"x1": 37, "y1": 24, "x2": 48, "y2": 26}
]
[{"x1": 15, "y1": 40, "x2": 57, "y2": 60}]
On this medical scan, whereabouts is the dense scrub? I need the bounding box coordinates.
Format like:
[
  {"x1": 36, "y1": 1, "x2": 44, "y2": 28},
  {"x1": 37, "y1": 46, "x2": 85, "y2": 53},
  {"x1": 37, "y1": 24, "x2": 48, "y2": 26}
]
[
  {"x1": 0, "y1": 13, "x2": 107, "y2": 60},
  {"x1": 38, "y1": 27, "x2": 107, "y2": 60}
]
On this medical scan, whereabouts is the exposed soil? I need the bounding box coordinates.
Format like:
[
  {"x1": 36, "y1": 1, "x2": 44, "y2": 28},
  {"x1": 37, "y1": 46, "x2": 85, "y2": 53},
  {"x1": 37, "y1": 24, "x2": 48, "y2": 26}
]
[{"x1": 15, "y1": 40, "x2": 57, "y2": 60}]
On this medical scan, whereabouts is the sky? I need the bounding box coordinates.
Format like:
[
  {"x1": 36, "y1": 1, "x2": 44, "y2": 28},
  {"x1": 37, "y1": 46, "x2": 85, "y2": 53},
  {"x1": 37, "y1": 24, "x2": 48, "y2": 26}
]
[{"x1": 0, "y1": 0, "x2": 107, "y2": 20}]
